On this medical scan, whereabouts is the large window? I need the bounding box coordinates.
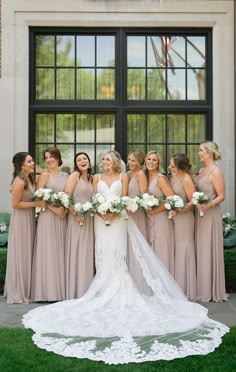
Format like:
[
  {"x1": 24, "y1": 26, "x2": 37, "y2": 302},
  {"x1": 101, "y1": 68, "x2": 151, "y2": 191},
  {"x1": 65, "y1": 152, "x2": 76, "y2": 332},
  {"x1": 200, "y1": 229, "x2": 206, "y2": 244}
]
[{"x1": 29, "y1": 28, "x2": 212, "y2": 173}]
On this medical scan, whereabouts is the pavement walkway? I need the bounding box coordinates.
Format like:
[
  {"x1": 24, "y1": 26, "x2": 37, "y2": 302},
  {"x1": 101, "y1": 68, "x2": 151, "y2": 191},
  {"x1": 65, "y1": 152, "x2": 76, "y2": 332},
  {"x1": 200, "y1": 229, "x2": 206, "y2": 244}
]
[{"x1": 0, "y1": 293, "x2": 236, "y2": 328}]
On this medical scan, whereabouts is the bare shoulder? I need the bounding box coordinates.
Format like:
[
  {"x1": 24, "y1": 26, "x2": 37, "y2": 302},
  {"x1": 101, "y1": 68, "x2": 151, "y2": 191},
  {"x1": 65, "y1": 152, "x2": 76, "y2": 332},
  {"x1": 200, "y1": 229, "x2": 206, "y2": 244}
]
[
  {"x1": 67, "y1": 170, "x2": 79, "y2": 181},
  {"x1": 212, "y1": 166, "x2": 223, "y2": 177},
  {"x1": 12, "y1": 176, "x2": 24, "y2": 189},
  {"x1": 122, "y1": 172, "x2": 128, "y2": 182},
  {"x1": 137, "y1": 169, "x2": 146, "y2": 178}
]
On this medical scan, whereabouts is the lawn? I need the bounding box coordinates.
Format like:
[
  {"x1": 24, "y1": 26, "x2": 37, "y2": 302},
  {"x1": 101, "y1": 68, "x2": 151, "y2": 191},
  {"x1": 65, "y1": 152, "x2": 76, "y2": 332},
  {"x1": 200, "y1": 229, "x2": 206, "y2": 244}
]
[{"x1": 0, "y1": 327, "x2": 235, "y2": 372}]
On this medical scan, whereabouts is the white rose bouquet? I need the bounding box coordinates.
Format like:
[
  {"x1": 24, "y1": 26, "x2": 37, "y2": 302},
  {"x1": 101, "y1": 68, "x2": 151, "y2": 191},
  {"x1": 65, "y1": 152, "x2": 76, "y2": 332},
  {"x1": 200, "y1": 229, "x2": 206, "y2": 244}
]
[
  {"x1": 121, "y1": 196, "x2": 139, "y2": 218},
  {"x1": 91, "y1": 193, "x2": 126, "y2": 226},
  {"x1": 74, "y1": 201, "x2": 93, "y2": 226},
  {"x1": 32, "y1": 187, "x2": 53, "y2": 215},
  {"x1": 164, "y1": 195, "x2": 184, "y2": 219},
  {"x1": 136, "y1": 193, "x2": 162, "y2": 211},
  {"x1": 50, "y1": 191, "x2": 70, "y2": 209},
  {"x1": 192, "y1": 191, "x2": 210, "y2": 217}
]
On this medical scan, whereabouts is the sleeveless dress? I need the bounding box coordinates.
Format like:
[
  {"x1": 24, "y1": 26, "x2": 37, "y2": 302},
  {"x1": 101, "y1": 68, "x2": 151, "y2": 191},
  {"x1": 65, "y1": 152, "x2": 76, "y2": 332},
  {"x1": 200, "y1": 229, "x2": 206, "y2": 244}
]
[
  {"x1": 23, "y1": 176, "x2": 229, "y2": 364},
  {"x1": 65, "y1": 178, "x2": 94, "y2": 299},
  {"x1": 195, "y1": 169, "x2": 228, "y2": 302},
  {"x1": 4, "y1": 185, "x2": 35, "y2": 304},
  {"x1": 148, "y1": 174, "x2": 174, "y2": 275},
  {"x1": 171, "y1": 178, "x2": 196, "y2": 300},
  {"x1": 31, "y1": 171, "x2": 68, "y2": 302}
]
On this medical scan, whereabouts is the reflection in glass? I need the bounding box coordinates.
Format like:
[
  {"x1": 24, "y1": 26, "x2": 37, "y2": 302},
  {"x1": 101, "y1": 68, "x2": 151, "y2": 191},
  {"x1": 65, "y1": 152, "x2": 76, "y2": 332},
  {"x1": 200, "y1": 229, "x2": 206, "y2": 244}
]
[
  {"x1": 147, "y1": 69, "x2": 166, "y2": 100},
  {"x1": 36, "y1": 35, "x2": 55, "y2": 67},
  {"x1": 187, "y1": 36, "x2": 205, "y2": 67},
  {"x1": 187, "y1": 115, "x2": 206, "y2": 143},
  {"x1": 127, "y1": 36, "x2": 145, "y2": 67},
  {"x1": 56, "y1": 114, "x2": 74, "y2": 142},
  {"x1": 147, "y1": 36, "x2": 163, "y2": 67},
  {"x1": 36, "y1": 114, "x2": 54, "y2": 142},
  {"x1": 167, "y1": 145, "x2": 185, "y2": 162},
  {"x1": 168, "y1": 36, "x2": 185, "y2": 68},
  {"x1": 97, "y1": 69, "x2": 115, "y2": 99},
  {"x1": 77, "y1": 36, "x2": 95, "y2": 67},
  {"x1": 76, "y1": 114, "x2": 95, "y2": 143},
  {"x1": 36, "y1": 69, "x2": 55, "y2": 99},
  {"x1": 127, "y1": 114, "x2": 145, "y2": 142},
  {"x1": 127, "y1": 144, "x2": 146, "y2": 155},
  {"x1": 167, "y1": 69, "x2": 185, "y2": 100},
  {"x1": 167, "y1": 115, "x2": 185, "y2": 142},
  {"x1": 57, "y1": 144, "x2": 74, "y2": 173},
  {"x1": 96, "y1": 114, "x2": 115, "y2": 143},
  {"x1": 187, "y1": 144, "x2": 202, "y2": 173},
  {"x1": 147, "y1": 115, "x2": 165, "y2": 143},
  {"x1": 56, "y1": 36, "x2": 75, "y2": 67},
  {"x1": 77, "y1": 69, "x2": 95, "y2": 99},
  {"x1": 56, "y1": 69, "x2": 75, "y2": 99},
  {"x1": 97, "y1": 36, "x2": 115, "y2": 67},
  {"x1": 127, "y1": 69, "x2": 145, "y2": 100},
  {"x1": 187, "y1": 69, "x2": 205, "y2": 100}
]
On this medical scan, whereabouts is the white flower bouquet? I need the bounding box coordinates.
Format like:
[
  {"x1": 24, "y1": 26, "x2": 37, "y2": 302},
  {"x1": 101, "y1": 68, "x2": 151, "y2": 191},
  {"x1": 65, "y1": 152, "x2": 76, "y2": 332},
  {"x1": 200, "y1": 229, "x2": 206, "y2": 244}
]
[
  {"x1": 74, "y1": 201, "x2": 93, "y2": 226},
  {"x1": 91, "y1": 193, "x2": 126, "y2": 226},
  {"x1": 121, "y1": 196, "x2": 139, "y2": 217},
  {"x1": 136, "y1": 193, "x2": 162, "y2": 211},
  {"x1": 164, "y1": 195, "x2": 184, "y2": 219},
  {"x1": 32, "y1": 187, "x2": 53, "y2": 215},
  {"x1": 50, "y1": 191, "x2": 70, "y2": 209},
  {"x1": 192, "y1": 191, "x2": 210, "y2": 217}
]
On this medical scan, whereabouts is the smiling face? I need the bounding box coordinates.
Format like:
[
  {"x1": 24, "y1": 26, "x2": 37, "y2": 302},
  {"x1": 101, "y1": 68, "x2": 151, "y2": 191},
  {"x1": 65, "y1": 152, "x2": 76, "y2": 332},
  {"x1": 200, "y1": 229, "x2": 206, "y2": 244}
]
[
  {"x1": 145, "y1": 153, "x2": 159, "y2": 171},
  {"x1": 102, "y1": 153, "x2": 114, "y2": 172},
  {"x1": 22, "y1": 155, "x2": 35, "y2": 175},
  {"x1": 44, "y1": 152, "x2": 59, "y2": 170},
  {"x1": 75, "y1": 153, "x2": 90, "y2": 172},
  {"x1": 168, "y1": 158, "x2": 177, "y2": 175},
  {"x1": 198, "y1": 144, "x2": 211, "y2": 164},
  {"x1": 127, "y1": 153, "x2": 139, "y2": 172}
]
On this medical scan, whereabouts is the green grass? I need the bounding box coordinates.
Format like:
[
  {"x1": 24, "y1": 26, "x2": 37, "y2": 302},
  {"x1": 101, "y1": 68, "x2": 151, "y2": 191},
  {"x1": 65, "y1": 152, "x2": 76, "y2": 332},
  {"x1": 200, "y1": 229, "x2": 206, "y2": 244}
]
[{"x1": 0, "y1": 328, "x2": 235, "y2": 371}]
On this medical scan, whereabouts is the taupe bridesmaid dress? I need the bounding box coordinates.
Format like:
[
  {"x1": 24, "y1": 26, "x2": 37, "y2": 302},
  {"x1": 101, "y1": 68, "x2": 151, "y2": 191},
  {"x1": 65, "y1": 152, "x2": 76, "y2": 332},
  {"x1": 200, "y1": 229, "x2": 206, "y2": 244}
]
[
  {"x1": 4, "y1": 185, "x2": 35, "y2": 304},
  {"x1": 31, "y1": 171, "x2": 68, "y2": 302},
  {"x1": 195, "y1": 168, "x2": 228, "y2": 302},
  {"x1": 65, "y1": 178, "x2": 94, "y2": 299},
  {"x1": 148, "y1": 174, "x2": 174, "y2": 276},
  {"x1": 171, "y1": 178, "x2": 196, "y2": 300}
]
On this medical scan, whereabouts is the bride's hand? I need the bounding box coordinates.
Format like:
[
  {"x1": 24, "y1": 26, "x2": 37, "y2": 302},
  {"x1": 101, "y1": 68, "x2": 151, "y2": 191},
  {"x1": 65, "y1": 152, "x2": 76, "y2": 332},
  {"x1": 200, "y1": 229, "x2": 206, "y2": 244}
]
[{"x1": 101, "y1": 213, "x2": 116, "y2": 221}]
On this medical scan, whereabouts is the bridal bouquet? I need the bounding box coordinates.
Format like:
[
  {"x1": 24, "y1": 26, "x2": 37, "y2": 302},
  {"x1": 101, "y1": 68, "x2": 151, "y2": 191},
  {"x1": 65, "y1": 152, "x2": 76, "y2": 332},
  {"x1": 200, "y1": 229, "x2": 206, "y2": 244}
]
[
  {"x1": 32, "y1": 187, "x2": 53, "y2": 215},
  {"x1": 136, "y1": 193, "x2": 162, "y2": 211},
  {"x1": 74, "y1": 201, "x2": 93, "y2": 226},
  {"x1": 164, "y1": 195, "x2": 184, "y2": 219},
  {"x1": 192, "y1": 191, "x2": 210, "y2": 217},
  {"x1": 91, "y1": 193, "x2": 126, "y2": 226}
]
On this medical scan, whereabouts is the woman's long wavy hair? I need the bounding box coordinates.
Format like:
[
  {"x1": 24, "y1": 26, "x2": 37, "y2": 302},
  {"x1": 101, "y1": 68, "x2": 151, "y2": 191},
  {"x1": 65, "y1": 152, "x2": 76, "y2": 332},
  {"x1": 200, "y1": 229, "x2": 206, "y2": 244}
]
[
  {"x1": 11, "y1": 152, "x2": 34, "y2": 190},
  {"x1": 73, "y1": 152, "x2": 93, "y2": 182},
  {"x1": 172, "y1": 153, "x2": 195, "y2": 184},
  {"x1": 101, "y1": 151, "x2": 123, "y2": 174}
]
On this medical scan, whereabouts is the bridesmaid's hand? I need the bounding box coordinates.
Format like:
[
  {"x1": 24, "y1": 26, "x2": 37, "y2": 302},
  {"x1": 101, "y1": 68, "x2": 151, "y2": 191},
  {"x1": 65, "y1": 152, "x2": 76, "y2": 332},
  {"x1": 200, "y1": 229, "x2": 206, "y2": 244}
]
[
  {"x1": 168, "y1": 210, "x2": 178, "y2": 218},
  {"x1": 35, "y1": 200, "x2": 46, "y2": 208},
  {"x1": 48, "y1": 205, "x2": 68, "y2": 218},
  {"x1": 146, "y1": 209, "x2": 157, "y2": 216}
]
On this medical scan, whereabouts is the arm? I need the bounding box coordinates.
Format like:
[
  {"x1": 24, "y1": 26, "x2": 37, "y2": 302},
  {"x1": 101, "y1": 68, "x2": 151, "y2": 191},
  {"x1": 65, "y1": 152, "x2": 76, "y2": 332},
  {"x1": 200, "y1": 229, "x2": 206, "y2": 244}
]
[
  {"x1": 121, "y1": 173, "x2": 128, "y2": 196},
  {"x1": 146, "y1": 176, "x2": 174, "y2": 216},
  {"x1": 12, "y1": 178, "x2": 45, "y2": 209},
  {"x1": 93, "y1": 174, "x2": 99, "y2": 193},
  {"x1": 172, "y1": 176, "x2": 195, "y2": 217},
  {"x1": 198, "y1": 168, "x2": 225, "y2": 212},
  {"x1": 64, "y1": 172, "x2": 79, "y2": 218},
  {"x1": 137, "y1": 170, "x2": 148, "y2": 194}
]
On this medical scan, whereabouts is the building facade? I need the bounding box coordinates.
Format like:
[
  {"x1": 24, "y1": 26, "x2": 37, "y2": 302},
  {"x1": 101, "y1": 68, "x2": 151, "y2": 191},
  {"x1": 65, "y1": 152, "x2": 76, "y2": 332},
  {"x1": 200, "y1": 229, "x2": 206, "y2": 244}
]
[{"x1": 0, "y1": 0, "x2": 235, "y2": 214}]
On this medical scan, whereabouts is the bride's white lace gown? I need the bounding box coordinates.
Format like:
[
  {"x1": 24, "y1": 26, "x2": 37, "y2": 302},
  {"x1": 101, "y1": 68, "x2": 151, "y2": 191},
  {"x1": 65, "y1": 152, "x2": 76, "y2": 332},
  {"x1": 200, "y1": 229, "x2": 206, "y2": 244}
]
[{"x1": 23, "y1": 177, "x2": 229, "y2": 364}]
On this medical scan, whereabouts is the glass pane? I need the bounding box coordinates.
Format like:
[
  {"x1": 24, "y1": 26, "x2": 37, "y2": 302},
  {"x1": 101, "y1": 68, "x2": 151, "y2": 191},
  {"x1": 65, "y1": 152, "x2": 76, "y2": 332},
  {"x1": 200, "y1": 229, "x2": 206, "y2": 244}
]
[
  {"x1": 56, "y1": 114, "x2": 74, "y2": 142},
  {"x1": 187, "y1": 115, "x2": 206, "y2": 143},
  {"x1": 36, "y1": 69, "x2": 55, "y2": 99},
  {"x1": 167, "y1": 69, "x2": 185, "y2": 100},
  {"x1": 147, "y1": 36, "x2": 164, "y2": 68},
  {"x1": 56, "y1": 69, "x2": 75, "y2": 99},
  {"x1": 96, "y1": 144, "x2": 115, "y2": 173},
  {"x1": 187, "y1": 144, "x2": 202, "y2": 173},
  {"x1": 168, "y1": 36, "x2": 185, "y2": 68},
  {"x1": 36, "y1": 35, "x2": 55, "y2": 67},
  {"x1": 147, "y1": 115, "x2": 165, "y2": 142},
  {"x1": 97, "y1": 69, "x2": 115, "y2": 99},
  {"x1": 187, "y1": 36, "x2": 205, "y2": 68},
  {"x1": 97, "y1": 36, "x2": 115, "y2": 67},
  {"x1": 77, "y1": 36, "x2": 95, "y2": 67},
  {"x1": 167, "y1": 115, "x2": 185, "y2": 142},
  {"x1": 76, "y1": 114, "x2": 95, "y2": 143},
  {"x1": 187, "y1": 69, "x2": 206, "y2": 100},
  {"x1": 75, "y1": 144, "x2": 95, "y2": 172},
  {"x1": 56, "y1": 36, "x2": 75, "y2": 67},
  {"x1": 127, "y1": 114, "x2": 145, "y2": 142},
  {"x1": 35, "y1": 144, "x2": 54, "y2": 173},
  {"x1": 77, "y1": 69, "x2": 95, "y2": 99},
  {"x1": 167, "y1": 144, "x2": 186, "y2": 162},
  {"x1": 96, "y1": 114, "x2": 115, "y2": 143},
  {"x1": 127, "y1": 36, "x2": 145, "y2": 67},
  {"x1": 127, "y1": 69, "x2": 145, "y2": 100},
  {"x1": 147, "y1": 69, "x2": 166, "y2": 100},
  {"x1": 57, "y1": 144, "x2": 74, "y2": 173},
  {"x1": 127, "y1": 144, "x2": 146, "y2": 157},
  {"x1": 36, "y1": 114, "x2": 54, "y2": 142}
]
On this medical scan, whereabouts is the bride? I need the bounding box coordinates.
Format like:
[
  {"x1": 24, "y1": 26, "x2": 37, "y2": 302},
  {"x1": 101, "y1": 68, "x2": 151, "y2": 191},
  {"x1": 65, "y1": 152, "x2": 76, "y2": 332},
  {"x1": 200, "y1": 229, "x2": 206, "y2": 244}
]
[{"x1": 23, "y1": 151, "x2": 229, "y2": 365}]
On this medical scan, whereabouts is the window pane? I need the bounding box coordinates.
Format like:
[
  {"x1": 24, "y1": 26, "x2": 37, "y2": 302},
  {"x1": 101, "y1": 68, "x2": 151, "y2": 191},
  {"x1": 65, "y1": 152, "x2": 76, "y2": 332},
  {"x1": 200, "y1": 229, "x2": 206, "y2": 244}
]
[
  {"x1": 147, "y1": 115, "x2": 165, "y2": 142},
  {"x1": 147, "y1": 36, "x2": 163, "y2": 67},
  {"x1": 187, "y1": 69, "x2": 206, "y2": 100},
  {"x1": 56, "y1": 36, "x2": 75, "y2": 67},
  {"x1": 127, "y1": 69, "x2": 145, "y2": 100},
  {"x1": 167, "y1": 115, "x2": 185, "y2": 142},
  {"x1": 36, "y1": 114, "x2": 54, "y2": 142},
  {"x1": 77, "y1": 36, "x2": 95, "y2": 67},
  {"x1": 36, "y1": 35, "x2": 55, "y2": 67},
  {"x1": 56, "y1": 114, "x2": 74, "y2": 142},
  {"x1": 167, "y1": 144, "x2": 186, "y2": 162},
  {"x1": 187, "y1": 144, "x2": 201, "y2": 173},
  {"x1": 97, "y1": 69, "x2": 115, "y2": 99},
  {"x1": 167, "y1": 69, "x2": 185, "y2": 100},
  {"x1": 96, "y1": 114, "x2": 115, "y2": 143},
  {"x1": 56, "y1": 69, "x2": 75, "y2": 99},
  {"x1": 147, "y1": 69, "x2": 166, "y2": 100},
  {"x1": 76, "y1": 114, "x2": 95, "y2": 143},
  {"x1": 77, "y1": 69, "x2": 95, "y2": 99},
  {"x1": 127, "y1": 114, "x2": 146, "y2": 142},
  {"x1": 97, "y1": 36, "x2": 115, "y2": 67},
  {"x1": 36, "y1": 69, "x2": 55, "y2": 99},
  {"x1": 57, "y1": 144, "x2": 74, "y2": 173},
  {"x1": 187, "y1": 36, "x2": 205, "y2": 67},
  {"x1": 187, "y1": 115, "x2": 206, "y2": 143},
  {"x1": 168, "y1": 36, "x2": 185, "y2": 68},
  {"x1": 127, "y1": 36, "x2": 145, "y2": 67}
]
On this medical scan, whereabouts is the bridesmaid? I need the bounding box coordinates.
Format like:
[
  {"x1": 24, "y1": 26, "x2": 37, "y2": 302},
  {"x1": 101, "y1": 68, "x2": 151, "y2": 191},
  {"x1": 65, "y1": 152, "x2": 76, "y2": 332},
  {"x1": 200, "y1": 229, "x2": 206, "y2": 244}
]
[
  {"x1": 195, "y1": 141, "x2": 228, "y2": 302},
  {"x1": 145, "y1": 151, "x2": 175, "y2": 275},
  {"x1": 169, "y1": 154, "x2": 196, "y2": 300},
  {"x1": 126, "y1": 149, "x2": 149, "y2": 292},
  {"x1": 4, "y1": 152, "x2": 45, "y2": 304},
  {"x1": 31, "y1": 147, "x2": 68, "y2": 302},
  {"x1": 65, "y1": 152, "x2": 95, "y2": 299}
]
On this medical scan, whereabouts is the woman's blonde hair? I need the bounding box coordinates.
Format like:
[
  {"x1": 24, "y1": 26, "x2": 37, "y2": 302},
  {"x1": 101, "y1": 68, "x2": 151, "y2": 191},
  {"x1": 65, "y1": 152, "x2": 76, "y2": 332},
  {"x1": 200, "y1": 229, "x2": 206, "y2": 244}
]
[
  {"x1": 201, "y1": 141, "x2": 222, "y2": 161},
  {"x1": 102, "y1": 151, "x2": 122, "y2": 174},
  {"x1": 128, "y1": 149, "x2": 145, "y2": 167}
]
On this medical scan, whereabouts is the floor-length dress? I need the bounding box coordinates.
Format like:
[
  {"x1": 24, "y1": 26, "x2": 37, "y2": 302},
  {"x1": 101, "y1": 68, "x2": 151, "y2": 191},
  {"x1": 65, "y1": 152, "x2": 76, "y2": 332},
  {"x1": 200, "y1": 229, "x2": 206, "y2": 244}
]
[
  {"x1": 23, "y1": 176, "x2": 229, "y2": 364},
  {"x1": 66, "y1": 178, "x2": 94, "y2": 299},
  {"x1": 147, "y1": 174, "x2": 174, "y2": 275},
  {"x1": 195, "y1": 169, "x2": 228, "y2": 302},
  {"x1": 171, "y1": 178, "x2": 196, "y2": 300},
  {"x1": 31, "y1": 171, "x2": 68, "y2": 301},
  {"x1": 4, "y1": 185, "x2": 35, "y2": 304}
]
